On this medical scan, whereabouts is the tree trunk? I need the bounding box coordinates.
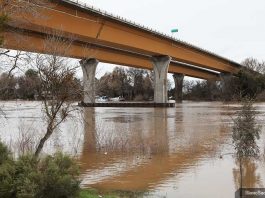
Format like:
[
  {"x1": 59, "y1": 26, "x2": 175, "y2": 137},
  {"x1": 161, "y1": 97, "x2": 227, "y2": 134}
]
[
  {"x1": 240, "y1": 157, "x2": 243, "y2": 198},
  {"x1": 34, "y1": 127, "x2": 53, "y2": 157}
]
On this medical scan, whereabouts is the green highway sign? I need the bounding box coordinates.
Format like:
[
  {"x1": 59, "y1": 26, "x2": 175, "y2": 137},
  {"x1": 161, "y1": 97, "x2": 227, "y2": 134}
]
[{"x1": 171, "y1": 29, "x2": 178, "y2": 33}]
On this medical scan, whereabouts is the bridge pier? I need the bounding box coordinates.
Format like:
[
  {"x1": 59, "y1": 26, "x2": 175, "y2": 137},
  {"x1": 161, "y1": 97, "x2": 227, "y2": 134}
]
[
  {"x1": 220, "y1": 72, "x2": 233, "y2": 101},
  {"x1": 80, "y1": 58, "x2": 99, "y2": 104},
  {"x1": 151, "y1": 55, "x2": 171, "y2": 103},
  {"x1": 206, "y1": 80, "x2": 217, "y2": 101},
  {"x1": 173, "y1": 73, "x2": 185, "y2": 102}
]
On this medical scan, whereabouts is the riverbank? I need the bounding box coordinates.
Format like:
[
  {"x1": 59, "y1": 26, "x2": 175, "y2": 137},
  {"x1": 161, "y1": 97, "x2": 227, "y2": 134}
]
[
  {"x1": 80, "y1": 189, "x2": 116, "y2": 198},
  {"x1": 80, "y1": 189, "x2": 146, "y2": 198}
]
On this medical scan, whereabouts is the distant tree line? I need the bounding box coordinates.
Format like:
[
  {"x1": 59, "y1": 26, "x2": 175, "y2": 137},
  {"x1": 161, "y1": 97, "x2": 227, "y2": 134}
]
[
  {"x1": 0, "y1": 58, "x2": 264, "y2": 102},
  {"x1": 0, "y1": 69, "x2": 82, "y2": 101},
  {"x1": 96, "y1": 67, "x2": 154, "y2": 101},
  {"x1": 176, "y1": 58, "x2": 265, "y2": 101},
  {"x1": 96, "y1": 57, "x2": 265, "y2": 102},
  {"x1": 0, "y1": 67, "x2": 154, "y2": 101}
]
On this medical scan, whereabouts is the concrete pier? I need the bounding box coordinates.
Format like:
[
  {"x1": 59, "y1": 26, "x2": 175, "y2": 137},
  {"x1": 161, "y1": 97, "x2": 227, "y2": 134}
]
[
  {"x1": 220, "y1": 72, "x2": 233, "y2": 92},
  {"x1": 207, "y1": 80, "x2": 216, "y2": 101},
  {"x1": 173, "y1": 73, "x2": 184, "y2": 101},
  {"x1": 220, "y1": 72, "x2": 233, "y2": 100},
  {"x1": 80, "y1": 58, "x2": 99, "y2": 103},
  {"x1": 151, "y1": 55, "x2": 171, "y2": 103}
]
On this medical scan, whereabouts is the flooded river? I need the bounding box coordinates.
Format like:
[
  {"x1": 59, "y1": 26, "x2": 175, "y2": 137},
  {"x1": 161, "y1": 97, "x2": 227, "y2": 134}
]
[{"x1": 1, "y1": 101, "x2": 265, "y2": 197}]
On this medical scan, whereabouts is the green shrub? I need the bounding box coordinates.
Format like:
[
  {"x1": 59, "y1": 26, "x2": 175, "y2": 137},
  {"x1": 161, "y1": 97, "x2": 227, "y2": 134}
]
[
  {"x1": 0, "y1": 142, "x2": 15, "y2": 198},
  {"x1": 13, "y1": 155, "x2": 40, "y2": 198},
  {"x1": 0, "y1": 161, "x2": 16, "y2": 197},
  {"x1": 0, "y1": 142, "x2": 80, "y2": 198},
  {"x1": 37, "y1": 153, "x2": 80, "y2": 198},
  {"x1": 0, "y1": 141, "x2": 11, "y2": 164}
]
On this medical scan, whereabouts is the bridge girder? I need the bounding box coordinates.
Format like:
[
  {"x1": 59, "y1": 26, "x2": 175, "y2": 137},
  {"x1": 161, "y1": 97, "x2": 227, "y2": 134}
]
[
  {"x1": 1, "y1": 0, "x2": 240, "y2": 75},
  {"x1": 2, "y1": 29, "x2": 220, "y2": 80}
]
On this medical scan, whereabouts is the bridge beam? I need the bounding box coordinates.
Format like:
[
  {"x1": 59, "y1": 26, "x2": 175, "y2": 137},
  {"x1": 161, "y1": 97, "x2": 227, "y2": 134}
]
[
  {"x1": 152, "y1": 55, "x2": 171, "y2": 103},
  {"x1": 173, "y1": 73, "x2": 185, "y2": 102},
  {"x1": 80, "y1": 58, "x2": 99, "y2": 104},
  {"x1": 3, "y1": 30, "x2": 221, "y2": 80}
]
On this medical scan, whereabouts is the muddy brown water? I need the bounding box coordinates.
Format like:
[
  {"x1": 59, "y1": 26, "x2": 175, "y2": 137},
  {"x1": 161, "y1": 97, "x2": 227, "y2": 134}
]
[{"x1": 1, "y1": 101, "x2": 265, "y2": 198}]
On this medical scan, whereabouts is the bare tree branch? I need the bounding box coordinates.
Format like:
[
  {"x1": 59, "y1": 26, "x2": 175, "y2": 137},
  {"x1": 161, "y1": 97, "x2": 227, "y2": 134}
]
[{"x1": 29, "y1": 30, "x2": 82, "y2": 158}]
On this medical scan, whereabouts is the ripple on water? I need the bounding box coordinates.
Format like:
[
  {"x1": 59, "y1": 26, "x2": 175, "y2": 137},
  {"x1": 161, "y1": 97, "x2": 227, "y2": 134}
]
[{"x1": 1, "y1": 101, "x2": 265, "y2": 198}]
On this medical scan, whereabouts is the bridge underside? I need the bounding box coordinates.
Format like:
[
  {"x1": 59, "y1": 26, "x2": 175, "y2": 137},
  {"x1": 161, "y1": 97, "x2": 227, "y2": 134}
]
[
  {"x1": 0, "y1": 0, "x2": 241, "y2": 103},
  {"x1": 1, "y1": 0, "x2": 240, "y2": 72},
  {"x1": 3, "y1": 29, "x2": 219, "y2": 80}
]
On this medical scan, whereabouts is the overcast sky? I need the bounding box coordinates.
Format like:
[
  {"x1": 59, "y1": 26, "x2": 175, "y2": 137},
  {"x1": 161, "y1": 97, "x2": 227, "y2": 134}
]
[
  {"x1": 76, "y1": 0, "x2": 265, "y2": 79},
  {"x1": 81, "y1": 0, "x2": 265, "y2": 62}
]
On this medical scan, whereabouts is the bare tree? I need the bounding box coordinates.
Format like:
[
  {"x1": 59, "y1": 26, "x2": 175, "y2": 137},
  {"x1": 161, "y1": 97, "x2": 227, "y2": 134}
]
[
  {"x1": 0, "y1": 0, "x2": 50, "y2": 18},
  {"x1": 29, "y1": 31, "x2": 82, "y2": 157},
  {"x1": 242, "y1": 57, "x2": 265, "y2": 74}
]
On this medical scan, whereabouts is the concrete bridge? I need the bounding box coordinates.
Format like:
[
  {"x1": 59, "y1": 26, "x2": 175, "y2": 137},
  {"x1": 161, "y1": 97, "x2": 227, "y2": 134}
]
[{"x1": 1, "y1": 0, "x2": 242, "y2": 104}]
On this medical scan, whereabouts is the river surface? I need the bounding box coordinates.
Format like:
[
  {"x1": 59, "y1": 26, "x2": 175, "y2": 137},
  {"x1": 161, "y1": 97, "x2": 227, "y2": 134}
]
[{"x1": 1, "y1": 101, "x2": 265, "y2": 198}]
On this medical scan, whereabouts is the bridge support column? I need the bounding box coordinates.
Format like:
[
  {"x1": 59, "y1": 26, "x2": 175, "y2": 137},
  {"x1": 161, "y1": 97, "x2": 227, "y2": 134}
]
[
  {"x1": 220, "y1": 73, "x2": 233, "y2": 89},
  {"x1": 220, "y1": 72, "x2": 233, "y2": 101},
  {"x1": 207, "y1": 80, "x2": 216, "y2": 101},
  {"x1": 173, "y1": 73, "x2": 184, "y2": 102},
  {"x1": 151, "y1": 55, "x2": 171, "y2": 103},
  {"x1": 80, "y1": 58, "x2": 99, "y2": 104}
]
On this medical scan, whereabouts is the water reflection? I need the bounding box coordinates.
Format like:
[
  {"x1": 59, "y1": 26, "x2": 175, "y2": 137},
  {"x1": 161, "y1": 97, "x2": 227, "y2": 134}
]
[
  {"x1": 83, "y1": 108, "x2": 97, "y2": 152},
  {"x1": 82, "y1": 108, "x2": 171, "y2": 156},
  {"x1": 79, "y1": 103, "x2": 256, "y2": 196},
  {"x1": 233, "y1": 159, "x2": 263, "y2": 189},
  {"x1": 1, "y1": 101, "x2": 265, "y2": 197}
]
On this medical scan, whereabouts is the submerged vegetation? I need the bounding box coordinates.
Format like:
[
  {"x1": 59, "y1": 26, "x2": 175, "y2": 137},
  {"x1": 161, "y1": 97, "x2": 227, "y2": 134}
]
[
  {"x1": 232, "y1": 99, "x2": 261, "y2": 194},
  {"x1": 232, "y1": 100, "x2": 260, "y2": 159}
]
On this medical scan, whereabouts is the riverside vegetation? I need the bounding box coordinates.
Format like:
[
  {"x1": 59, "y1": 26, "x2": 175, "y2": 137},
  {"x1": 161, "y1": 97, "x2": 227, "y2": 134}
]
[
  {"x1": 0, "y1": 141, "x2": 126, "y2": 198},
  {"x1": 1, "y1": 58, "x2": 265, "y2": 102},
  {"x1": 232, "y1": 99, "x2": 261, "y2": 196}
]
